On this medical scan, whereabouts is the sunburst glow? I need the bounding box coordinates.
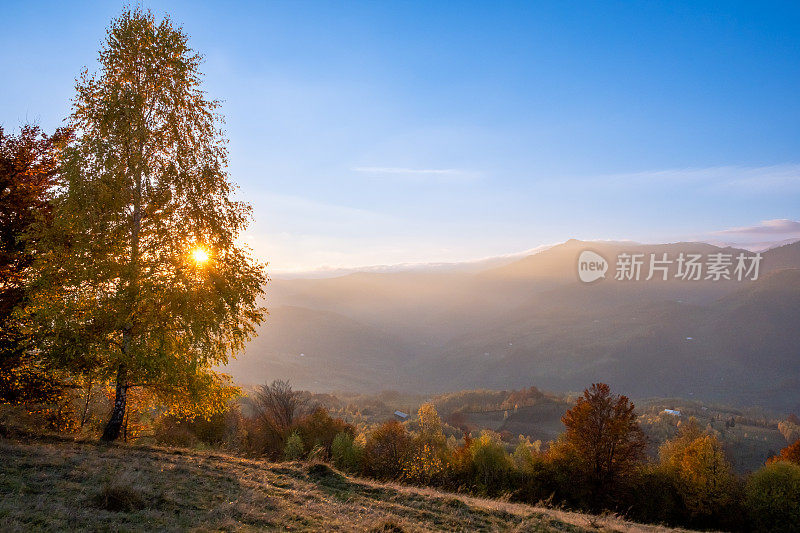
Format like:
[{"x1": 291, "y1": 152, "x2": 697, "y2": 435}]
[{"x1": 191, "y1": 247, "x2": 210, "y2": 265}]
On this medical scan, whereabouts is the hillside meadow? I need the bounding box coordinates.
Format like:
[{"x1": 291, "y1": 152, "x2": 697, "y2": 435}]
[{"x1": 0, "y1": 437, "x2": 689, "y2": 533}]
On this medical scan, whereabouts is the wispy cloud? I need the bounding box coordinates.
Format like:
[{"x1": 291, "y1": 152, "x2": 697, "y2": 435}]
[
  {"x1": 689, "y1": 219, "x2": 800, "y2": 251},
  {"x1": 713, "y1": 219, "x2": 800, "y2": 236},
  {"x1": 352, "y1": 166, "x2": 461, "y2": 175},
  {"x1": 589, "y1": 164, "x2": 800, "y2": 193},
  {"x1": 351, "y1": 166, "x2": 480, "y2": 183}
]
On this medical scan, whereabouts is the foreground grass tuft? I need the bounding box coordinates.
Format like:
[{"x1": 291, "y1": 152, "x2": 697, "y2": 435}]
[
  {"x1": 92, "y1": 484, "x2": 149, "y2": 513},
  {"x1": 369, "y1": 518, "x2": 407, "y2": 532}
]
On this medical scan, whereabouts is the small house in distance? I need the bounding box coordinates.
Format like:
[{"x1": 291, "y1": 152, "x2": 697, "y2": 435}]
[
  {"x1": 663, "y1": 409, "x2": 681, "y2": 417},
  {"x1": 394, "y1": 410, "x2": 409, "y2": 421}
]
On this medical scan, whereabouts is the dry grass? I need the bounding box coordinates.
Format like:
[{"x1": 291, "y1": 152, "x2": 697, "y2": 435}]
[{"x1": 0, "y1": 438, "x2": 692, "y2": 532}]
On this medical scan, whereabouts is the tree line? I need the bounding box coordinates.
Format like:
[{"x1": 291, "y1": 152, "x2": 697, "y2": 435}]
[{"x1": 152, "y1": 380, "x2": 800, "y2": 532}]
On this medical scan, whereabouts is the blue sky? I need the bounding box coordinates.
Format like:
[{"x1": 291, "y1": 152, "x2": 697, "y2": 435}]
[{"x1": 2, "y1": 1, "x2": 799, "y2": 271}]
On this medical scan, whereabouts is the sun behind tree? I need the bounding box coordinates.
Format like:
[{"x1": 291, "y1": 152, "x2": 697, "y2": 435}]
[
  {"x1": 191, "y1": 246, "x2": 210, "y2": 265},
  {"x1": 25, "y1": 8, "x2": 267, "y2": 441}
]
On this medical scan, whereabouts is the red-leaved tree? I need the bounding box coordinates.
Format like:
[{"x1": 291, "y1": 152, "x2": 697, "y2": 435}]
[
  {"x1": 0, "y1": 124, "x2": 72, "y2": 405},
  {"x1": 554, "y1": 383, "x2": 647, "y2": 508}
]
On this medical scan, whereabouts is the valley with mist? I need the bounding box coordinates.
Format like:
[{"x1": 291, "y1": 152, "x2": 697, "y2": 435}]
[{"x1": 230, "y1": 238, "x2": 800, "y2": 414}]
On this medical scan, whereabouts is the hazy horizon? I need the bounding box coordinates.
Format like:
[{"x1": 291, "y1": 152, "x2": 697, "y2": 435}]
[{"x1": 269, "y1": 232, "x2": 800, "y2": 277}]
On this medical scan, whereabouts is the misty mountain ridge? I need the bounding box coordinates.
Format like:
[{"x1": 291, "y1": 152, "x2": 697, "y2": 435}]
[
  {"x1": 225, "y1": 239, "x2": 800, "y2": 414},
  {"x1": 268, "y1": 237, "x2": 798, "y2": 279}
]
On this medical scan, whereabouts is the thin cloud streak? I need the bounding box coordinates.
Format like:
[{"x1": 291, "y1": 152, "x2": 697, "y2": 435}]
[
  {"x1": 594, "y1": 164, "x2": 800, "y2": 193},
  {"x1": 352, "y1": 166, "x2": 461, "y2": 175},
  {"x1": 680, "y1": 219, "x2": 800, "y2": 251},
  {"x1": 713, "y1": 219, "x2": 800, "y2": 236}
]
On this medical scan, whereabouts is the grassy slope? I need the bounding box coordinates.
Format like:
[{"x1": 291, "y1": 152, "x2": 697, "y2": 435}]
[{"x1": 0, "y1": 438, "x2": 691, "y2": 533}]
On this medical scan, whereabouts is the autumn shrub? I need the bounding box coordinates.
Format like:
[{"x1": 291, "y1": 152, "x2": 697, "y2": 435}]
[
  {"x1": 768, "y1": 438, "x2": 800, "y2": 465},
  {"x1": 0, "y1": 355, "x2": 69, "y2": 409},
  {"x1": 152, "y1": 405, "x2": 245, "y2": 449},
  {"x1": 0, "y1": 402, "x2": 77, "y2": 436},
  {"x1": 403, "y1": 442, "x2": 449, "y2": 486},
  {"x1": 443, "y1": 432, "x2": 474, "y2": 490},
  {"x1": 190, "y1": 411, "x2": 229, "y2": 445},
  {"x1": 510, "y1": 439, "x2": 563, "y2": 505},
  {"x1": 470, "y1": 431, "x2": 513, "y2": 495},
  {"x1": 153, "y1": 417, "x2": 199, "y2": 447},
  {"x1": 242, "y1": 380, "x2": 308, "y2": 458},
  {"x1": 624, "y1": 466, "x2": 688, "y2": 527},
  {"x1": 543, "y1": 441, "x2": 593, "y2": 508},
  {"x1": 0, "y1": 125, "x2": 75, "y2": 427},
  {"x1": 658, "y1": 421, "x2": 743, "y2": 529},
  {"x1": 745, "y1": 461, "x2": 800, "y2": 532},
  {"x1": 512, "y1": 437, "x2": 540, "y2": 467},
  {"x1": 399, "y1": 404, "x2": 450, "y2": 486},
  {"x1": 416, "y1": 402, "x2": 446, "y2": 445},
  {"x1": 331, "y1": 431, "x2": 363, "y2": 473},
  {"x1": 284, "y1": 431, "x2": 305, "y2": 460},
  {"x1": 364, "y1": 420, "x2": 413, "y2": 480},
  {"x1": 241, "y1": 414, "x2": 285, "y2": 457},
  {"x1": 294, "y1": 407, "x2": 355, "y2": 459}
]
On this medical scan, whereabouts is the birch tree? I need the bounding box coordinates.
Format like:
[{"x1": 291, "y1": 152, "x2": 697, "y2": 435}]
[{"x1": 26, "y1": 8, "x2": 267, "y2": 441}]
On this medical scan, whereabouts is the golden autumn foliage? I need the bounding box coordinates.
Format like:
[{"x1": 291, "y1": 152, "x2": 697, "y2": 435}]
[
  {"x1": 769, "y1": 438, "x2": 800, "y2": 466},
  {"x1": 364, "y1": 420, "x2": 413, "y2": 480},
  {"x1": 403, "y1": 442, "x2": 449, "y2": 485},
  {"x1": 659, "y1": 419, "x2": 738, "y2": 520},
  {"x1": 417, "y1": 402, "x2": 445, "y2": 444},
  {"x1": 23, "y1": 8, "x2": 266, "y2": 441}
]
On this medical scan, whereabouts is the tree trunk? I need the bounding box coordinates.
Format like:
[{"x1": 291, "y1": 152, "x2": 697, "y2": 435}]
[
  {"x1": 80, "y1": 376, "x2": 93, "y2": 429},
  {"x1": 101, "y1": 362, "x2": 128, "y2": 441},
  {"x1": 102, "y1": 122, "x2": 142, "y2": 442}
]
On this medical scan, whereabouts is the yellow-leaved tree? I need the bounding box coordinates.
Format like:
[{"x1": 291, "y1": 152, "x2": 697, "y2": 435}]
[
  {"x1": 417, "y1": 402, "x2": 445, "y2": 444},
  {"x1": 659, "y1": 419, "x2": 737, "y2": 519},
  {"x1": 25, "y1": 8, "x2": 266, "y2": 441}
]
